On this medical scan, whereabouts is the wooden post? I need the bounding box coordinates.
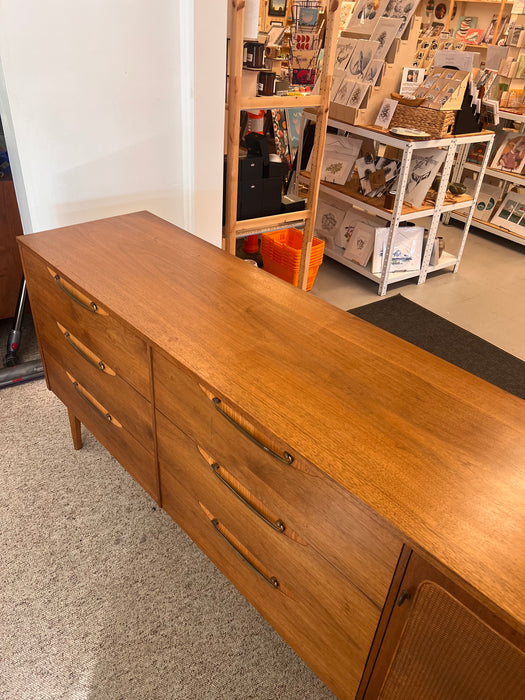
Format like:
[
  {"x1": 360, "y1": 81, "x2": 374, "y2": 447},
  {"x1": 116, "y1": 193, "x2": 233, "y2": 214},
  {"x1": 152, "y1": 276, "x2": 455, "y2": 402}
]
[
  {"x1": 224, "y1": 0, "x2": 245, "y2": 254},
  {"x1": 298, "y1": 0, "x2": 342, "y2": 290}
]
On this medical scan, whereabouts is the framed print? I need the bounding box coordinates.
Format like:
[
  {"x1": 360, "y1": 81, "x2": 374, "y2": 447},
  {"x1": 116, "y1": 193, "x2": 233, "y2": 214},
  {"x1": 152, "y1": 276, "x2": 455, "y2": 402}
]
[
  {"x1": 308, "y1": 133, "x2": 362, "y2": 185},
  {"x1": 356, "y1": 153, "x2": 377, "y2": 195},
  {"x1": 347, "y1": 81, "x2": 369, "y2": 110},
  {"x1": 491, "y1": 192, "x2": 525, "y2": 233},
  {"x1": 321, "y1": 134, "x2": 362, "y2": 184},
  {"x1": 294, "y1": 1, "x2": 319, "y2": 28},
  {"x1": 371, "y1": 226, "x2": 424, "y2": 273},
  {"x1": 490, "y1": 131, "x2": 525, "y2": 173},
  {"x1": 268, "y1": 0, "x2": 287, "y2": 18},
  {"x1": 476, "y1": 184, "x2": 502, "y2": 221},
  {"x1": 383, "y1": 0, "x2": 419, "y2": 37}
]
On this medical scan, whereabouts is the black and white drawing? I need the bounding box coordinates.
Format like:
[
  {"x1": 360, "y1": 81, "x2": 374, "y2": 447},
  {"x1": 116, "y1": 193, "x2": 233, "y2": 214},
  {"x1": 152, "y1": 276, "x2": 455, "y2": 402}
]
[
  {"x1": 334, "y1": 37, "x2": 357, "y2": 73},
  {"x1": 348, "y1": 40, "x2": 380, "y2": 80},
  {"x1": 333, "y1": 77, "x2": 356, "y2": 105},
  {"x1": 374, "y1": 98, "x2": 398, "y2": 129},
  {"x1": 348, "y1": 81, "x2": 368, "y2": 109},
  {"x1": 404, "y1": 148, "x2": 447, "y2": 208},
  {"x1": 345, "y1": 0, "x2": 389, "y2": 34},
  {"x1": 369, "y1": 17, "x2": 403, "y2": 61},
  {"x1": 382, "y1": 0, "x2": 418, "y2": 37},
  {"x1": 364, "y1": 59, "x2": 384, "y2": 85}
]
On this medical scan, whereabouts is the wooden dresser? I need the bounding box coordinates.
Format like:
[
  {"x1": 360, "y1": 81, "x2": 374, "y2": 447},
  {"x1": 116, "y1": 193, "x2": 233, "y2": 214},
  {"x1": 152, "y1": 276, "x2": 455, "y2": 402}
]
[{"x1": 19, "y1": 212, "x2": 525, "y2": 699}]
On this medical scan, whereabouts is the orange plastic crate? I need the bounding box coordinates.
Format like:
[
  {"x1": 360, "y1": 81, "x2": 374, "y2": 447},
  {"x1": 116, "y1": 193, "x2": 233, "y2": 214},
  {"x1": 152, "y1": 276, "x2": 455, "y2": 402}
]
[{"x1": 261, "y1": 228, "x2": 325, "y2": 291}]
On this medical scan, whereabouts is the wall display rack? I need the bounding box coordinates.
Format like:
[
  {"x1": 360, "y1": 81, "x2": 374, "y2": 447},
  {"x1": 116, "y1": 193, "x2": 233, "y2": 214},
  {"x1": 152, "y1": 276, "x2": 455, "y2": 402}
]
[
  {"x1": 447, "y1": 110, "x2": 525, "y2": 245},
  {"x1": 297, "y1": 114, "x2": 494, "y2": 295},
  {"x1": 223, "y1": 0, "x2": 342, "y2": 290}
]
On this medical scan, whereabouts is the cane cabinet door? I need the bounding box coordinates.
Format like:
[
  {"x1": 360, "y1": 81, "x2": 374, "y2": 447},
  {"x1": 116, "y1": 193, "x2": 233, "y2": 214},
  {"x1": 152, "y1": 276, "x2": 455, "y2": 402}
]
[{"x1": 361, "y1": 551, "x2": 525, "y2": 699}]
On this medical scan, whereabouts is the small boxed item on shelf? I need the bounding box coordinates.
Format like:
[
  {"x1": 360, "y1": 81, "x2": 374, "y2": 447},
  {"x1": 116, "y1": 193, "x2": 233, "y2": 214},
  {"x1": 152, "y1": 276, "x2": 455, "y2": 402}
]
[{"x1": 261, "y1": 227, "x2": 324, "y2": 291}]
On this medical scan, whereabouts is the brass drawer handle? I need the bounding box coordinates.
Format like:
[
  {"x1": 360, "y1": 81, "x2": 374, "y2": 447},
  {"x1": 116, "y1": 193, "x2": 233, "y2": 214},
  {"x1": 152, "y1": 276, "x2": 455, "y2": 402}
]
[
  {"x1": 211, "y1": 397, "x2": 293, "y2": 465},
  {"x1": 54, "y1": 273, "x2": 99, "y2": 313},
  {"x1": 72, "y1": 380, "x2": 115, "y2": 424},
  {"x1": 63, "y1": 331, "x2": 108, "y2": 372},
  {"x1": 211, "y1": 462, "x2": 285, "y2": 533},
  {"x1": 210, "y1": 518, "x2": 279, "y2": 589}
]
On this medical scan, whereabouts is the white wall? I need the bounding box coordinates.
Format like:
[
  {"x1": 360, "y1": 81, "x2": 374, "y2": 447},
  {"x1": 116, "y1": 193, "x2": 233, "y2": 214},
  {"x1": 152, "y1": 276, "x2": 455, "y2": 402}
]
[{"x1": 0, "y1": 0, "x2": 227, "y2": 246}]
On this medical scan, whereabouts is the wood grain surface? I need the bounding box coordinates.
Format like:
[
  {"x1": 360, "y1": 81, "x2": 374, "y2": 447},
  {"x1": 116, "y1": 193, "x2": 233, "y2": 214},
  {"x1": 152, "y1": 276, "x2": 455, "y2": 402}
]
[{"x1": 18, "y1": 211, "x2": 525, "y2": 634}]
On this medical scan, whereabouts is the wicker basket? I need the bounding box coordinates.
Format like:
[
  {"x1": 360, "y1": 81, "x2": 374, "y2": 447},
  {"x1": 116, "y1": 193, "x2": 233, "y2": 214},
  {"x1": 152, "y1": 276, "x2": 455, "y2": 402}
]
[{"x1": 390, "y1": 104, "x2": 456, "y2": 138}]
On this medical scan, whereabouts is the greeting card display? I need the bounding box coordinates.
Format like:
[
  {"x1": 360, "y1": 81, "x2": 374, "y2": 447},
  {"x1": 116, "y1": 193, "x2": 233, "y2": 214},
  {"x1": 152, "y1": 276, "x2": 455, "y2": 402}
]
[{"x1": 412, "y1": 67, "x2": 469, "y2": 111}]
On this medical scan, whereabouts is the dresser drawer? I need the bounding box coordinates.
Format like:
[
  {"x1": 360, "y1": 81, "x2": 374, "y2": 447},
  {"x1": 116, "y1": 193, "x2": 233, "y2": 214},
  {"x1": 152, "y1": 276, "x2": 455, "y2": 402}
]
[
  {"x1": 158, "y1": 411, "x2": 382, "y2": 651},
  {"x1": 36, "y1": 309, "x2": 153, "y2": 452},
  {"x1": 23, "y1": 249, "x2": 149, "y2": 397},
  {"x1": 45, "y1": 351, "x2": 159, "y2": 501},
  {"x1": 153, "y1": 351, "x2": 402, "y2": 608},
  {"x1": 160, "y1": 445, "x2": 376, "y2": 700}
]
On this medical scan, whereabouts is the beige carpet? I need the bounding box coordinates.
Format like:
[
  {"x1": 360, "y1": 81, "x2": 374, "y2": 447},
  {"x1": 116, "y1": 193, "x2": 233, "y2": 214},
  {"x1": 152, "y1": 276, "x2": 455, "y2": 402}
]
[{"x1": 0, "y1": 375, "x2": 335, "y2": 699}]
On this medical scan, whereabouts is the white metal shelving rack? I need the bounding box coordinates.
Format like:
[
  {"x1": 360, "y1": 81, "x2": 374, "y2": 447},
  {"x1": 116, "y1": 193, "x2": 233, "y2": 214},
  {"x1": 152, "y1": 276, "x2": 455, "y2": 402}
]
[
  {"x1": 448, "y1": 110, "x2": 525, "y2": 246},
  {"x1": 297, "y1": 114, "x2": 494, "y2": 295}
]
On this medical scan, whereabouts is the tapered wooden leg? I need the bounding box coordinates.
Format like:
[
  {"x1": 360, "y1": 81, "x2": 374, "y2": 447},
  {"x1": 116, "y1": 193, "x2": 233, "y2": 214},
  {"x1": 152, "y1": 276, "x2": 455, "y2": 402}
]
[{"x1": 67, "y1": 409, "x2": 83, "y2": 449}]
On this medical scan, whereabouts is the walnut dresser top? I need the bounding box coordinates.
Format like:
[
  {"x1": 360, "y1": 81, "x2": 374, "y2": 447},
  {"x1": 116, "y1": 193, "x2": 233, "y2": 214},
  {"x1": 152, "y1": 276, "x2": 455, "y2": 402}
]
[{"x1": 19, "y1": 210, "x2": 525, "y2": 634}]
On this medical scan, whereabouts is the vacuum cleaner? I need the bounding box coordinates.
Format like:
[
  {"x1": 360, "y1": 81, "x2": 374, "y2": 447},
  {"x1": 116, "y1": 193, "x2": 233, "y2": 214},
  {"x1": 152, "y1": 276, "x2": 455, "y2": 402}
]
[{"x1": 0, "y1": 277, "x2": 44, "y2": 389}]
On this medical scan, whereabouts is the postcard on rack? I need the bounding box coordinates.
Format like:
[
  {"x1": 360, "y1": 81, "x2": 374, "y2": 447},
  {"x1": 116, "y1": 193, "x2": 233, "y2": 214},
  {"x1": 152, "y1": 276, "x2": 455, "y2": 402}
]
[
  {"x1": 364, "y1": 59, "x2": 383, "y2": 85},
  {"x1": 347, "y1": 40, "x2": 380, "y2": 81},
  {"x1": 491, "y1": 192, "x2": 525, "y2": 233},
  {"x1": 382, "y1": 0, "x2": 418, "y2": 37},
  {"x1": 369, "y1": 17, "x2": 403, "y2": 62},
  {"x1": 333, "y1": 37, "x2": 358, "y2": 74},
  {"x1": 490, "y1": 131, "x2": 525, "y2": 173},
  {"x1": 313, "y1": 195, "x2": 349, "y2": 250},
  {"x1": 344, "y1": 0, "x2": 389, "y2": 35},
  {"x1": 347, "y1": 82, "x2": 369, "y2": 110}
]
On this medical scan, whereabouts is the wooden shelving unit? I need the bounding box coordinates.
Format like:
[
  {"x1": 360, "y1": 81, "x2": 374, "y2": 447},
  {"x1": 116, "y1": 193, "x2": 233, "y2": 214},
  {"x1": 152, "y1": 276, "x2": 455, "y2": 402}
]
[{"x1": 223, "y1": 0, "x2": 342, "y2": 290}]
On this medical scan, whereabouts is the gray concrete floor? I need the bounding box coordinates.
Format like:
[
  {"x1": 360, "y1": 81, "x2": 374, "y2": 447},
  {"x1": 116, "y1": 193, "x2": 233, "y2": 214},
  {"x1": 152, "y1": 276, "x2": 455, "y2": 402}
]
[{"x1": 310, "y1": 220, "x2": 525, "y2": 361}]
